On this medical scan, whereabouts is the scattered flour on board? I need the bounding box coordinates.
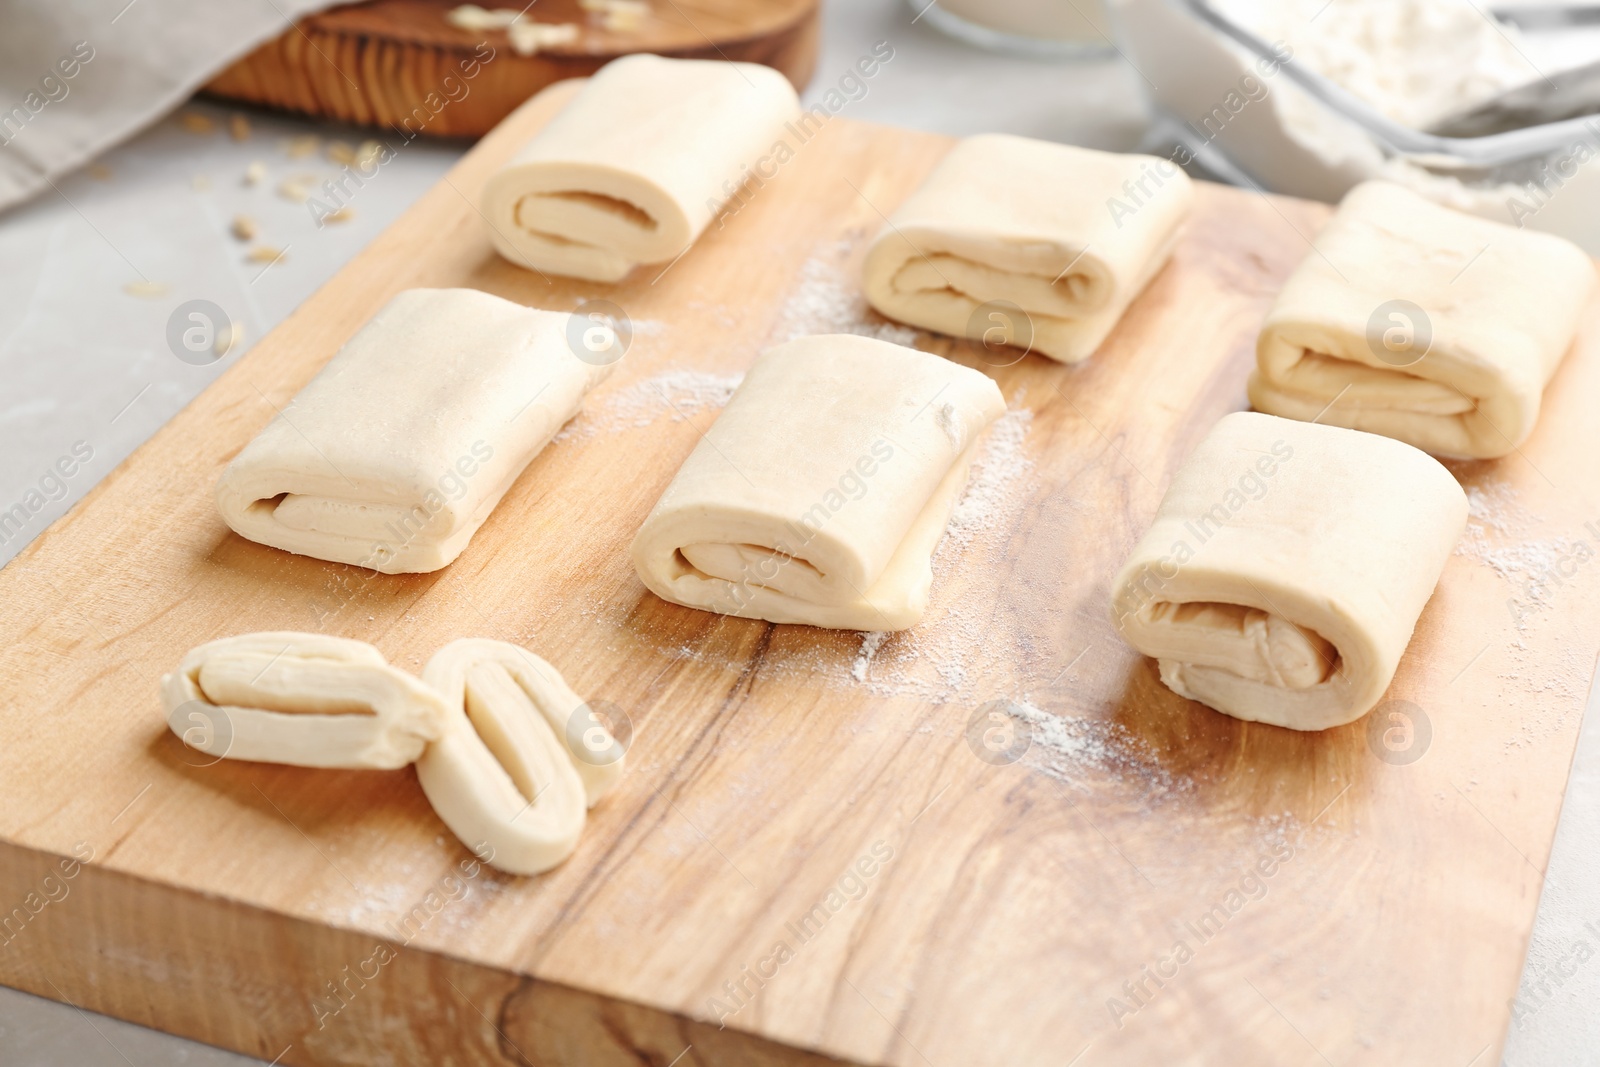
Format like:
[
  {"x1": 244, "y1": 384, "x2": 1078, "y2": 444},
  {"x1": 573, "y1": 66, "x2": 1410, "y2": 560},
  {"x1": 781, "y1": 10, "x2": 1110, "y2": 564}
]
[
  {"x1": 851, "y1": 631, "x2": 889, "y2": 682},
  {"x1": 556, "y1": 368, "x2": 744, "y2": 441},
  {"x1": 1007, "y1": 698, "x2": 1185, "y2": 800},
  {"x1": 1455, "y1": 478, "x2": 1591, "y2": 622},
  {"x1": 772, "y1": 243, "x2": 922, "y2": 346},
  {"x1": 1458, "y1": 481, "x2": 1557, "y2": 585},
  {"x1": 941, "y1": 406, "x2": 1034, "y2": 553},
  {"x1": 1447, "y1": 475, "x2": 1593, "y2": 738}
]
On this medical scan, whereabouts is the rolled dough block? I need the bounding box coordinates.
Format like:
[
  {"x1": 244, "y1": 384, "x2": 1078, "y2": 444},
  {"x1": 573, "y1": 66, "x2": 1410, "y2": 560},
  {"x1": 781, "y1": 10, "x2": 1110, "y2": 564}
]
[
  {"x1": 1109, "y1": 411, "x2": 1467, "y2": 731},
  {"x1": 631, "y1": 334, "x2": 1006, "y2": 631},
  {"x1": 216, "y1": 288, "x2": 612, "y2": 574},
  {"x1": 160, "y1": 632, "x2": 449, "y2": 769},
  {"x1": 482, "y1": 54, "x2": 800, "y2": 282},
  {"x1": 861, "y1": 133, "x2": 1193, "y2": 363},
  {"x1": 1248, "y1": 181, "x2": 1596, "y2": 459},
  {"x1": 417, "y1": 639, "x2": 625, "y2": 876}
]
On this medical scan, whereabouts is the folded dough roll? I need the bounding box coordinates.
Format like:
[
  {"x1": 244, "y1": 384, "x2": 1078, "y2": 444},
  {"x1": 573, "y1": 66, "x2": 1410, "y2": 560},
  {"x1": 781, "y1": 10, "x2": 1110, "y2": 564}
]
[
  {"x1": 1249, "y1": 181, "x2": 1596, "y2": 459},
  {"x1": 418, "y1": 639, "x2": 624, "y2": 875},
  {"x1": 160, "y1": 632, "x2": 448, "y2": 768},
  {"x1": 1110, "y1": 412, "x2": 1467, "y2": 731},
  {"x1": 217, "y1": 288, "x2": 612, "y2": 574},
  {"x1": 483, "y1": 54, "x2": 800, "y2": 282},
  {"x1": 862, "y1": 133, "x2": 1193, "y2": 363},
  {"x1": 632, "y1": 334, "x2": 1006, "y2": 631}
]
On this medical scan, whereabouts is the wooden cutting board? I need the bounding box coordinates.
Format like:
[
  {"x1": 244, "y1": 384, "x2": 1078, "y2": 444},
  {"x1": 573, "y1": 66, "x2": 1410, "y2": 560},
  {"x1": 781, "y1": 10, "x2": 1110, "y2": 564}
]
[
  {"x1": 3, "y1": 79, "x2": 1598, "y2": 1067},
  {"x1": 203, "y1": 0, "x2": 819, "y2": 137}
]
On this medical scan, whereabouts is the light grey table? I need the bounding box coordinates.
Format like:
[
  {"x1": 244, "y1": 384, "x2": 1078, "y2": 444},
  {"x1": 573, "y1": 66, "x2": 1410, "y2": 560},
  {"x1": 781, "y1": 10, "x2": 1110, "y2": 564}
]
[{"x1": 0, "y1": 1, "x2": 1593, "y2": 1063}]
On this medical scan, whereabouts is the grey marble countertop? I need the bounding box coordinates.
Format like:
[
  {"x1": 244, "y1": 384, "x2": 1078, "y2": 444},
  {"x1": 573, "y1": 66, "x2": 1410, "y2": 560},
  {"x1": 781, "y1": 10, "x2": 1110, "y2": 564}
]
[{"x1": 0, "y1": 1, "x2": 1593, "y2": 1063}]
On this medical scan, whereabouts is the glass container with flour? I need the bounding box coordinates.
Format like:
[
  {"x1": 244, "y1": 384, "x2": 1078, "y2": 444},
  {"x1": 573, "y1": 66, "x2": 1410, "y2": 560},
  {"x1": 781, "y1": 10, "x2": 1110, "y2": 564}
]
[{"x1": 1111, "y1": 0, "x2": 1600, "y2": 253}]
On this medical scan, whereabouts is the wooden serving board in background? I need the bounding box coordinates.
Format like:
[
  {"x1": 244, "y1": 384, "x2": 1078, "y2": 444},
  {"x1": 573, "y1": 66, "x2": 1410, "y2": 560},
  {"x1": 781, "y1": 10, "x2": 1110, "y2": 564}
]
[
  {"x1": 2, "y1": 80, "x2": 1599, "y2": 1066},
  {"x1": 204, "y1": 0, "x2": 819, "y2": 136}
]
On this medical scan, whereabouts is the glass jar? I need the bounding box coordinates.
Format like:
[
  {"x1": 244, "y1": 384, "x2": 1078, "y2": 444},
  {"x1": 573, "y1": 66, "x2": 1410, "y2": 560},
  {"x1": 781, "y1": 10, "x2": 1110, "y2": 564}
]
[{"x1": 1110, "y1": 0, "x2": 1600, "y2": 254}]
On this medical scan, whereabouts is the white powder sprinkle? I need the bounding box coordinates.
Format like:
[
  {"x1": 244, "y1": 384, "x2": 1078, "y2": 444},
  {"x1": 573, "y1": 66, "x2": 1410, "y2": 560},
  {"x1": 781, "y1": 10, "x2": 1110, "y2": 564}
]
[
  {"x1": 1454, "y1": 477, "x2": 1589, "y2": 621},
  {"x1": 942, "y1": 407, "x2": 1033, "y2": 552},
  {"x1": 773, "y1": 242, "x2": 922, "y2": 346},
  {"x1": 1456, "y1": 480, "x2": 1538, "y2": 570},
  {"x1": 556, "y1": 368, "x2": 743, "y2": 441},
  {"x1": 1445, "y1": 472, "x2": 1592, "y2": 729},
  {"x1": 1007, "y1": 699, "x2": 1183, "y2": 798},
  {"x1": 851, "y1": 631, "x2": 889, "y2": 682}
]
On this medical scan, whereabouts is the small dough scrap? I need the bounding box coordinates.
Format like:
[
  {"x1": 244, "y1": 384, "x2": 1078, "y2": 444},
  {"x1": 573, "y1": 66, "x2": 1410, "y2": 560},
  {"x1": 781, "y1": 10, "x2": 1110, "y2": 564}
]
[
  {"x1": 631, "y1": 334, "x2": 1006, "y2": 631},
  {"x1": 161, "y1": 632, "x2": 448, "y2": 768},
  {"x1": 862, "y1": 133, "x2": 1193, "y2": 363},
  {"x1": 1109, "y1": 412, "x2": 1467, "y2": 731},
  {"x1": 1249, "y1": 181, "x2": 1597, "y2": 459},
  {"x1": 216, "y1": 288, "x2": 613, "y2": 574},
  {"x1": 483, "y1": 54, "x2": 800, "y2": 281},
  {"x1": 418, "y1": 639, "x2": 624, "y2": 876}
]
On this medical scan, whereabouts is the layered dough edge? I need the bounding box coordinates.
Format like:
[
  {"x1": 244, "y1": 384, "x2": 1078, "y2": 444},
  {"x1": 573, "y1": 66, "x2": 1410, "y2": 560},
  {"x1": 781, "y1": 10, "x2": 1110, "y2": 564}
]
[{"x1": 1111, "y1": 411, "x2": 1468, "y2": 730}]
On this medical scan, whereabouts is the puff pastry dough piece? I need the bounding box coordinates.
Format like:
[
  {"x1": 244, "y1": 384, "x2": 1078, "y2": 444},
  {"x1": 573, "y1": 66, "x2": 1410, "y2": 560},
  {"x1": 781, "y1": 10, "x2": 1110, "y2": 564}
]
[
  {"x1": 1110, "y1": 412, "x2": 1467, "y2": 731},
  {"x1": 417, "y1": 639, "x2": 624, "y2": 876},
  {"x1": 631, "y1": 334, "x2": 1006, "y2": 631},
  {"x1": 483, "y1": 54, "x2": 800, "y2": 282},
  {"x1": 862, "y1": 133, "x2": 1193, "y2": 363},
  {"x1": 216, "y1": 288, "x2": 612, "y2": 574},
  {"x1": 161, "y1": 632, "x2": 448, "y2": 768},
  {"x1": 1249, "y1": 181, "x2": 1596, "y2": 459}
]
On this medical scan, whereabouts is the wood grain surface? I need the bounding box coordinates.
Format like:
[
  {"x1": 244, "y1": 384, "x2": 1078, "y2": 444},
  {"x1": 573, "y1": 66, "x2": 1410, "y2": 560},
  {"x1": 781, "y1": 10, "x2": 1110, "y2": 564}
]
[
  {"x1": 204, "y1": 0, "x2": 820, "y2": 136},
  {"x1": 2, "y1": 79, "x2": 1598, "y2": 1067}
]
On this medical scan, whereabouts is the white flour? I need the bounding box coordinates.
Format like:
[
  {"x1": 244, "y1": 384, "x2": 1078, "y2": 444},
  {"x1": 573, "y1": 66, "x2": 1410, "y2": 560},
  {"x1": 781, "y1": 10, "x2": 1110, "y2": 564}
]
[
  {"x1": 1448, "y1": 474, "x2": 1592, "y2": 731},
  {"x1": 555, "y1": 369, "x2": 743, "y2": 442},
  {"x1": 941, "y1": 407, "x2": 1033, "y2": 552},
  {"x1": 773, "y1": 241, "x2": 923, "y2": 346},
  {"x1": 851, "y1": 631, "x2": 889, "y2": 682},
  {"x1": 1212, "y1": 0, "x2": 1536, "y2": 130},
  {"x1": 1121, "y1": 0, "x2": 1600, "y2": 253},
  {"x1": 1007, "y1": 698, "x2": 1185, "y2": 799},
  {"x1": 1455, "y1": 478, "x2": 1587, "y2": 616}
]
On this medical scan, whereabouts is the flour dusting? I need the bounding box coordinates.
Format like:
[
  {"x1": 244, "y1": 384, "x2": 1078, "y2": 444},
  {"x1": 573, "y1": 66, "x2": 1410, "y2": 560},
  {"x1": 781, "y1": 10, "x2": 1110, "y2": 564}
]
[
  {"x1": 1008, "y1": 699, "x2": 1183, "y2": 798},
  {"x1": 942, "y1": 407, "x2": 1034, "y2": 552},
  {"x1": 852, "y1": 631, "x2": 889, "y2": 682},
  {"x1": 773, "y1": 242, "x2": 922, "y2": 346},
  {"x1": 1456, "y1": 480, "x2": 1544, "y2": 579},
  {"x1": 556, "y1": 369, "x2": 743, "y2": 441},
  {"x1": 1446, "y1": 474, "x2": 1592, "y2": 735},
  {"x1": 1455, "y1": 478, "x2": 1590, "y2": 624}
]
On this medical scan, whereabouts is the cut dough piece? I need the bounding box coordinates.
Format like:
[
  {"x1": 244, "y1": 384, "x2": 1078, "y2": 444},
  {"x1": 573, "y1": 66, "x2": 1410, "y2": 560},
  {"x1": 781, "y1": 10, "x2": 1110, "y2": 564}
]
[
  {"x1": 862, "y1": 133, "x2": 1193, "y2": 364},
  {"x1": 1249, "y1": 181, "x2": 1596, "y2": 459},
  {"x1": 160, "y1": 632, "x2": 448, "y2": 768},
  {"x1": 483, "y1": 53, "x2": 800, "y2": 282},
  {"x1": 1109, "y1": 412, "x2": 1467, "y2": 731},
  {"x1": 216, "y1": 288, "x2": 613, "y2": 574},
  {"x1": 418, "y1": 639, "x2": 625, "y2": 876},
  {"x1": 631, "y1": 334, "x2": 1007, "y2": 631}
]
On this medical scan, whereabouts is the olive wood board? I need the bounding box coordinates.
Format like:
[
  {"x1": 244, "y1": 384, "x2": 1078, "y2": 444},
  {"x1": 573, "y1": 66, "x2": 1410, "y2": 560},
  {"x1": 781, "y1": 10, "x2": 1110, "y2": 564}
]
[
  {"x1": 204, "y1": 0, "x2": 819, "y2": 136},
  {"x1": 1, "y1": 77, "x2": 1598, "y2": 1067}
]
